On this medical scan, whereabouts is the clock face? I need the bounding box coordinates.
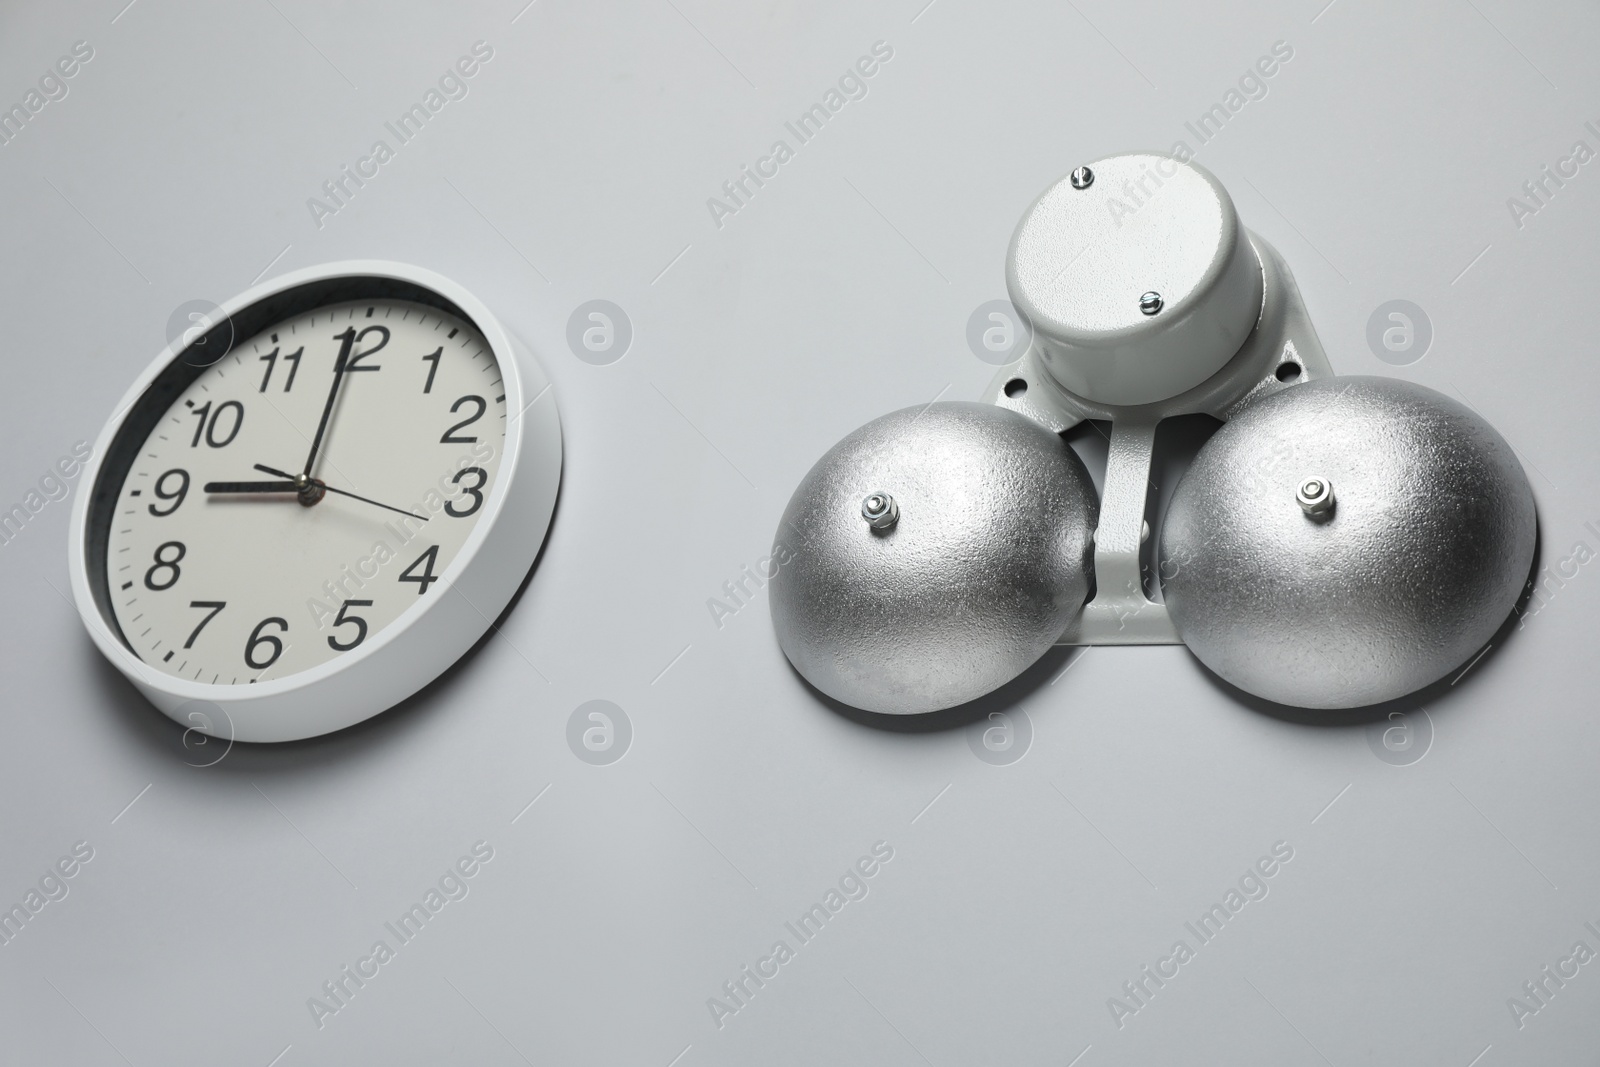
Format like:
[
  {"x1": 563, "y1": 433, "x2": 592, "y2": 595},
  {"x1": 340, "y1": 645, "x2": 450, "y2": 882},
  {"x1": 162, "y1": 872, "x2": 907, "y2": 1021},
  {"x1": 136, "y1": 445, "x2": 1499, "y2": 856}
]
[{"x1": 103, "y1": 298, "x2": 507, "y2": 684}]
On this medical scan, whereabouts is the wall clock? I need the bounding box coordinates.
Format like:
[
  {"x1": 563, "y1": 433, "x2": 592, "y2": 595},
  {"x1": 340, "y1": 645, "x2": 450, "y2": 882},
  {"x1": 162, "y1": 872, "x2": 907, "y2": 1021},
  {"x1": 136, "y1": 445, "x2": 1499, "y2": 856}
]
[{"x1": 68, "y1": 261, "x2": 562, "y2": 742}]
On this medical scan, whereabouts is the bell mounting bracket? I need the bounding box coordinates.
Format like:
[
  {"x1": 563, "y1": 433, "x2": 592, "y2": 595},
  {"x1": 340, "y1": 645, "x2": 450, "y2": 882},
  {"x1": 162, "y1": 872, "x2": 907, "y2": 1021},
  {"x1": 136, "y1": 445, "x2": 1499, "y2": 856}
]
[{"x1": 979, "y1": 234, "x2": 1335, "y2": 646}]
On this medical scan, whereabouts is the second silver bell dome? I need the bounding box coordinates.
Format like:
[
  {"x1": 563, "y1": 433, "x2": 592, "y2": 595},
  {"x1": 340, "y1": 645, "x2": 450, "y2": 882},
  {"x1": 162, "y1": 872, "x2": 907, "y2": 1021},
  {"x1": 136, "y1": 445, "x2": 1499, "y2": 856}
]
[
  {"x1": 770, "y1": 402, "x2": 1097, "y2": 715},
  {"x1": 1160, "y1": 376, "x2": 1537, "y2": 709}
]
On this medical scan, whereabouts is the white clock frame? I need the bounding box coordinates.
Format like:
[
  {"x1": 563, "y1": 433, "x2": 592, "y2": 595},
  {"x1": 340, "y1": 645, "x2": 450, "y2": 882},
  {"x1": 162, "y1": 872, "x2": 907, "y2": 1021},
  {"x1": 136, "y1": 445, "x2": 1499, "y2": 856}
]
[{"x1": 67, "y1": 261, "x2": 563, "y2": 743}]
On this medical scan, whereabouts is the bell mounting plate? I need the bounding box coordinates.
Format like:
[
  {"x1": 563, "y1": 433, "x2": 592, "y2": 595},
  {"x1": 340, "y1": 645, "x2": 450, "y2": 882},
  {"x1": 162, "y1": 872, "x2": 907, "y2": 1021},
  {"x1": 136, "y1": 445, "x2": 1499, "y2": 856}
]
[{"x1": 979, "y1": 234, "x2": 1336, "y2": 646}]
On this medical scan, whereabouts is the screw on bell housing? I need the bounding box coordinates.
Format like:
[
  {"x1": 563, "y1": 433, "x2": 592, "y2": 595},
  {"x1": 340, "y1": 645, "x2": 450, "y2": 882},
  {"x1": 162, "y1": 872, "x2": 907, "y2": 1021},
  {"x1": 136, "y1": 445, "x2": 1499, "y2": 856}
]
[
  {"x1": 861, "y1": 491, "x2": 899, "y2": 530},
  {"x1": 1295, "y1": 476, "x2": 1334, "y2": 517},
  {"x1": 1139, "y1": 291, "x2": 1164, "y2": 316},
  {"x1": 1070, "y1": 166, "x2": 1094, "y2": 190}
]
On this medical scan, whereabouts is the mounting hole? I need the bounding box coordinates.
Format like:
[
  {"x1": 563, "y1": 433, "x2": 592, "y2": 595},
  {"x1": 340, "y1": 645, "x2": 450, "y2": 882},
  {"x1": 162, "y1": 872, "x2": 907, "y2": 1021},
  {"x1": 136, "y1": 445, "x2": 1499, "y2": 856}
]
[
  {"x1": 1004, "y1": 378, "x2": 1028, "y2": 398},
  {"x1": 1274, "y1": 361, "x2": 1302, "y2": 382}
]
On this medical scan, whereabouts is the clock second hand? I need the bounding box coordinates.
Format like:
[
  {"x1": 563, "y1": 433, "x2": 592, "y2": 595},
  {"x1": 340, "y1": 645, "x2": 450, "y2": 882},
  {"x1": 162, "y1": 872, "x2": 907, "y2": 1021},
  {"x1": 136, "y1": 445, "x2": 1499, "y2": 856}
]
[{"x1": 251, "y1": 464, "x2": 429, "y2": 522}]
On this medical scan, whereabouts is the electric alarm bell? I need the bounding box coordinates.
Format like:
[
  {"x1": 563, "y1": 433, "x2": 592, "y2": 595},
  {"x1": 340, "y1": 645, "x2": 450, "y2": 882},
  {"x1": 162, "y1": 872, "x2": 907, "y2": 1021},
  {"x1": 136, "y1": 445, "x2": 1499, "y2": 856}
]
[{"x1": 770, "y1": 154, "x2": 1536, "y2": 713}]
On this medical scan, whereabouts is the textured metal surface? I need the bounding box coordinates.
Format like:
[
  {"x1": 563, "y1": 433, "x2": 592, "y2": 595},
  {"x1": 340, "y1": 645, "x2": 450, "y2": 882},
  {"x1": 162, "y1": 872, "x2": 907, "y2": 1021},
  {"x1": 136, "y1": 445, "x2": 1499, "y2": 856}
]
[
  {"x1": 1160, "y1": 377, "x2": 1537, "y2": 709},
  {"x1": 771, "y1": 402, "x2": 1098, "y2": 714},
  {"x1": 1006, "y1": 154, "x2": 1264, "y2": 406}
]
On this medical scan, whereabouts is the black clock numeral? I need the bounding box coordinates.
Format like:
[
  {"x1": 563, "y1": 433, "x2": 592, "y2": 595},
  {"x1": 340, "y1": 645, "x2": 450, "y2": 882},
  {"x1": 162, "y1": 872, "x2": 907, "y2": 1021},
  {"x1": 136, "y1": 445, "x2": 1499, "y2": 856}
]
[
  {"x1": 327, "y1": 600, "x2": 372, "y2": 652},
  {"x1": 184, "y1": 601, "x2": 226, "y2": 648},
  {"x1": 187, "y1": 405, "x2": 206, "y2": 446},
  {"x1": 245, "y1": 617, "x2": 288, "y2": 670},
  {"x1": 188, "y1": 399, "x2": 244, "y2": 448},
  {"x1": 440, "y1": 395, "x2": 485, "y2": 443},
  {"x1": 445, "y1": 467, "x2": 487, "y2": 518},
  {"x1": 149, "y1": 469, "x2": 189, "y2": 516},
  {"x1": 398, "y1": 545, "x2": 440, "y2": 595},
  {"x1": 258, "y1": 346, "x2": 303, "y2": 392},
  {"x1": 420, "y1": 347, "x2": 441, "y2": 393},
  {"x1": 342, "y1": 325, "x2": 389, "y2": 372},
  {"x1": 143, "y1": 541, "x2": 186, "y2": 591}
]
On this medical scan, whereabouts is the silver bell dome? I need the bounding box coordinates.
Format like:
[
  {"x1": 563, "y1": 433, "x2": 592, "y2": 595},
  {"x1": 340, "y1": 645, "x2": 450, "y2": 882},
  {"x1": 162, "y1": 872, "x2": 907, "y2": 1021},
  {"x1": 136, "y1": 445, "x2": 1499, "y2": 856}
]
[
  {"x1": 1160, "y1": 376, "x2": 1537, "y2": 709},
  {"x1": 770, "y1": 402, "x2": 1098, "y2": 715}
]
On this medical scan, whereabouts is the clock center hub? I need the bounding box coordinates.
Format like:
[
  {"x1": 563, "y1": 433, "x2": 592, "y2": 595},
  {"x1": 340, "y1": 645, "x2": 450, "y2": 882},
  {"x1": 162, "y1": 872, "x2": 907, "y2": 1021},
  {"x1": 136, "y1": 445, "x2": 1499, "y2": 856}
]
[{"x1": 293, "y1": 473, "x2": 327, "y2": 507}]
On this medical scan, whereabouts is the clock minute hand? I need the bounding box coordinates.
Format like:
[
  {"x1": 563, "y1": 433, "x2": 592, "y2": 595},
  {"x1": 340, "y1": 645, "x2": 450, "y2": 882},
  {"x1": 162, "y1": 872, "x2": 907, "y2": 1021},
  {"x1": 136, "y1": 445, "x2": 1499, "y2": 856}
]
[
  {"x1": 252, "y1": 464, "x2": 429, "y2": 522},
  {"x1": 301, "y1": 327, "x2": 357, "y2": 477}
]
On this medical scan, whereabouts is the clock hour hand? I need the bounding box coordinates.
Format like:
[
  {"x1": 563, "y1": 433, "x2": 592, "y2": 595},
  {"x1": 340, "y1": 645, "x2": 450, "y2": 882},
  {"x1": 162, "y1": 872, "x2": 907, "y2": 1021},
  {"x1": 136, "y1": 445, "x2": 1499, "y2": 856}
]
[
  {"x1": 204, "y1": 480, "x2": 299, "y2": 493},
  {"x1": 252, "y1": 464, "x2": 428, "y2": 522}
]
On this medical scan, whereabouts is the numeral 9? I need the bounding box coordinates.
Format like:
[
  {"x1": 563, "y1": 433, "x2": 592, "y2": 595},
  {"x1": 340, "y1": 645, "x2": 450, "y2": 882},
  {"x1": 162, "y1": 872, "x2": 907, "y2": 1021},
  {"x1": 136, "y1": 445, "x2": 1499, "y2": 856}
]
[{"x1": 149, "y1": 469, "x2": 189, "y2": 516}]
